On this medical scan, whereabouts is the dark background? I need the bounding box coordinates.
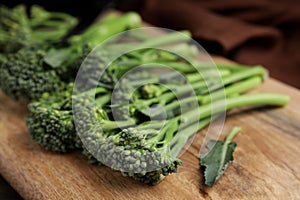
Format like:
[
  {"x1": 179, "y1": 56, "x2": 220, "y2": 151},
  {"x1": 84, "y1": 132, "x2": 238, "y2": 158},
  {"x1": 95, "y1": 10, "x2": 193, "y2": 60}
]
[
  {"x1": 0, "y1": 0, "x2": 116, "y2": 32},
  {"x1": 0, "y1": 176, "x2": 22, "y2": 199}
]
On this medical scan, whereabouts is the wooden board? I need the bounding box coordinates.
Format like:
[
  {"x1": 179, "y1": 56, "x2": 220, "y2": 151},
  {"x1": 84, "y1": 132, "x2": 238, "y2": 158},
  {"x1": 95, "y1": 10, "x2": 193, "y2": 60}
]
[{"x1": 1, "y1": 57, "x2": 300, "y2": 199}]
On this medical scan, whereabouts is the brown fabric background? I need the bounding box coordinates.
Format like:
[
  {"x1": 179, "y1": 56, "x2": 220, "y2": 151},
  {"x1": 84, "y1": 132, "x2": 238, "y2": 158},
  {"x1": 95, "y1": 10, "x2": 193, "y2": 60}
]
[{"x1": 120, "y1": 0, "x2": 300, "y2": 88}]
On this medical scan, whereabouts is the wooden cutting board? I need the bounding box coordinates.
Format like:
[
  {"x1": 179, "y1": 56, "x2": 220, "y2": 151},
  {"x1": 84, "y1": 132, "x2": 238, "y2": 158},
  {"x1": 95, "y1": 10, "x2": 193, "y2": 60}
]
[{"x1": 1, "y1": 55, "x2": 300, "y2": 199}]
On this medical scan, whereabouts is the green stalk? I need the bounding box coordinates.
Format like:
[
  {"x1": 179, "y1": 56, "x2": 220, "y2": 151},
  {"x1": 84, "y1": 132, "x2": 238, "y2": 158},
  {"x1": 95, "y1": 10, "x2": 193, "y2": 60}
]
[
  {"x1": 125, "y1": 93, "x2": 288, "y2": 158},
  {"x1": 95, "y1": 93, "x2": 111, "y2": 106},
  {"x1": 218, "y1": 127, "x2": 241, "y2": 172},
  {"x1": 144, "y1": 61, "x2": 204, "y2": 73},
  {"x1": 193, "y1": 61, "x2": 255, "y2": 72},
  {"x1": 170, "y1": 117, "x2": 212, "y2": 156},
  {"x1": 182, "y1": 93, "x2": 289, "y2": 125},
  {"x1": 107, "y1": 31, "x2": 192, "y2": 55},
  {"x1": 189, "y1": 66, "x2": 267, "y2": 94},
  {"x1": 150, "y1": 75, "x2": 263, "y2": 117},
  {"x1": 186, "y1": 69, "x2": 231, "y2": 83},
  {"x1": 224, "y1": 127, "x2": 241, "y2": 143},
  {"x1": 29, "y1": 6, "x2": 78, "y2": 42},
  {"x1": 146, "y1": 119, "x2": 176, "y2": 145},
  {"x1": 128, "y1": 67, "x2": 266, "y2": 115},
  {"x1": 222, "y1": 66, "x2": 267, "y2": 84},
  {"x1": 121, "y1": 68, "x2": 230, "y2": 90},
  {"x1": 168, "y1": 92, "x2": 287, "y2": 156},
  {"x1": 69, "y1": 12, "x2": 141, "y2": 47},
  {"x1": 147, "y1": 93, "x2": 288, "y2": 146},
  {"x1": 118, "y1": 61, "x2": 253, "y2": 83},
  {"x1": 199, "y1": 76, "x2": 263, "y2": 104},
  {"x1": 136, "y1": 120, "x2": 168, "y2": 130},
  {"x1": 100, "y1": 119, "x2": 136, "y2": 131}
]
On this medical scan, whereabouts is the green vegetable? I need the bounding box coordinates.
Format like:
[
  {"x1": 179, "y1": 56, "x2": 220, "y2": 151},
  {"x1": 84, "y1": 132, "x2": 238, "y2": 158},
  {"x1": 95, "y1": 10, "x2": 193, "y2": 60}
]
[
  {"x1": 26, "y1": 42, "x2": 289, "y2": 184},
  {"x1": 44, "y1": 12, "x2": 142, "y2": 69},
  {"x1": 69, "y1": 12, "x2": 141, "y2": 47},
  {"x1": 25, "y1": 30, "x2": 199, "y2": 154},
  {"x1": 0, "y1": 48, "x2": 66, "y2": 100},
  {"x1": 76, "y1": 89, "x2": 288, "y2": 185},
  {"x1": 8, "y1": 11, "x2": 287, "y2": 185},
  {"x1": 26, "y1": 84, "x2": 78, "y2": 152},
  {"x1": 26, "y1": 83, "x2": 112, "y2": 153},
  {"x1": 200, "y1": 127, "x2": 241, "y2": 187},
  {"x1": 0, "y1": 4, "x2": 77, "y2": 53},
  {"x1": 125, "y1": 67, "x2": 267, "y2": 118},
  {"x1": 0, "y1": 12, "x2": 142, "y2": 100},
  {"x1": 76, "y1": 113, "x2": 183, "y2": 185}
]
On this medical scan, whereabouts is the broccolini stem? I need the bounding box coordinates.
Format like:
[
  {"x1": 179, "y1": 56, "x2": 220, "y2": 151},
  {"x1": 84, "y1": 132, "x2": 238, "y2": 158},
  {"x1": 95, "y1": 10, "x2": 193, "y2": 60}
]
[
  {"x1": 192, "y1": 62, "x2": 254, "y2": 72},
  {"x1": 199, "y1": 76, "x2": 263, "y2": 104},
  {"x1": 186, "y1": 69, "x2": 231, "y2": 83},
  {"x1": 158, "y1": 66, "x2": 267, "y2": 100},
  {"x1": 101, "y1": 119, "x2": 136, "y2": 131},
  {"x1": 187, "y1": 66, "x2": 267, "y2": 94},
  {"x1": 107, "y1": 30, "x2": 192, "y2": 53},
  {"x1": 69, "y1": 12, "x2": 141, "y2": 47},
  {"x1": 150, "y1": 75, "x2": 264, "y2": 117},
  {"x1": 218, "y1": 127, "x2": 241, "y2": 173},
  {"x1": 170, "y1": 117, "x2": 212, "y2": 157},
  {"x1": 170, "y1": 92, "x2": 288, "y2": 156},
  {"x1": 182, "y1": 93, "x2": 289, "y2": 126},
  {"x1": 145, "y1": 93, "x2": 288, "y2": 152},
  {"x1": 222, "y1": 66, "x2": 268, "y2": 84},
  {"x1": 127, "y1": 67, "x2": 266, "y2": 115},
  {"x1": 136, "y1": 120, "x2": 168, "y2": 130},
  {"x1": 95, "y1": 93, "x2": 111, "y2": 106},
  {"x1": 117, "y1": 67, "x2": 231, "y2": 92},
  {"x1": 225, "y1": 127, "x2": 241, "y2": 143}
]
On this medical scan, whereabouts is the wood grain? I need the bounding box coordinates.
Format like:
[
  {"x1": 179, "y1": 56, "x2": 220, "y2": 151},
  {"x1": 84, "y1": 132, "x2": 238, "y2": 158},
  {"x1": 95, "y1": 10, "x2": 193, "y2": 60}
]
[{"x1": 0, "y1": 59, "x2": 300, "y2": 199}]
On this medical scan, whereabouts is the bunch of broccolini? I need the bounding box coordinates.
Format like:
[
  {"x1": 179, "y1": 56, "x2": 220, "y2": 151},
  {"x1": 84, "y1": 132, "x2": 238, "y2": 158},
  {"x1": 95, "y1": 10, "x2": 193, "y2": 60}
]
[
  {"x1": 0, "y1": 5, "x2": 290, "y2": 186},
  {"x1": 26, "y1": 47, "x2": 289, "y2": 185}
]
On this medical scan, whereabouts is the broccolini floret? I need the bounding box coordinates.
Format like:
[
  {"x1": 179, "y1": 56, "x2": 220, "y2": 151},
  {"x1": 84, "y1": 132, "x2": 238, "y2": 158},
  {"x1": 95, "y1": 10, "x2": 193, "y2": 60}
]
[
  {"x1": 26, "y1": 83, "x2": 111, "y2": 153},
  {"x1": 0, "y1": 48, "x2": 66, "y2": 100},
  {"x1": 26, "y1": 84, "x2": 77, "y2": 152},
  {"x1": 73, "y1": 90, "x2": 182, "y2": 185}
]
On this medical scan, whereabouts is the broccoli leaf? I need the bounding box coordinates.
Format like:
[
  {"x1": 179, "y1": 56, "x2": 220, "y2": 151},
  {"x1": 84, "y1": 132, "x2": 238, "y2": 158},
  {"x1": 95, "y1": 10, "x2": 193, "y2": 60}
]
[
  {"x1": 44, "y1": 48, "x2": 73, "y2": 68},
  {"x1": 200, "y1": 127, "x2": 241, "y2": 187}
]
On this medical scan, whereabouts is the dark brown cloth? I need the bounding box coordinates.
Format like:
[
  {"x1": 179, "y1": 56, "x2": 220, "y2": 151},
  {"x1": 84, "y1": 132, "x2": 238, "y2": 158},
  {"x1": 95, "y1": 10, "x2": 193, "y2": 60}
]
[{"x1": 121, "y1": 0, "x2": 300, "y2": 88}]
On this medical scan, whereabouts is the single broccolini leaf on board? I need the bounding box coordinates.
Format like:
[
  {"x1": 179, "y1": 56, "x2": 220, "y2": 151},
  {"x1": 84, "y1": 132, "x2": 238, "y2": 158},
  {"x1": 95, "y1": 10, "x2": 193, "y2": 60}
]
[{"x1": 200, "y1": 127, "x2": 241, "y2": 187}]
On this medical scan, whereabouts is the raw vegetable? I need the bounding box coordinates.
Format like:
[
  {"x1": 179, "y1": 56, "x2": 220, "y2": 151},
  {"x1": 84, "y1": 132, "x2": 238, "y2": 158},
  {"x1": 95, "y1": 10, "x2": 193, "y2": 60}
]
[
  {"x1": 0, "y1": 12, "x2": 142, "y2": 100},
  {"x1": 25, "y1": 34, "x2": 199, "y2": 152},
  {"x1": 0, "y1": 4, "x2": 77, "y2": 53},
  {"x1": 26, "y1": 53, "x2": 289, "y2": 185},
  {"x1": 0, "y1": 5, "x2": 290, "y2": 186},
  {"x1": 200, "y1": 127, "x2": 241, "y2": 187}
]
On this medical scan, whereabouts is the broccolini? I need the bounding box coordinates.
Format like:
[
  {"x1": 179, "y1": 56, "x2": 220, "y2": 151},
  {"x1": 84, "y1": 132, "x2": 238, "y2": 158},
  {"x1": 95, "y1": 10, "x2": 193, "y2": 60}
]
[
  {"x1": 0, "y1": 4, "x2": 77, "y2": 53},
  {"x1": 0, "y1": 12, "x2": 142, "y2": 100}
]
